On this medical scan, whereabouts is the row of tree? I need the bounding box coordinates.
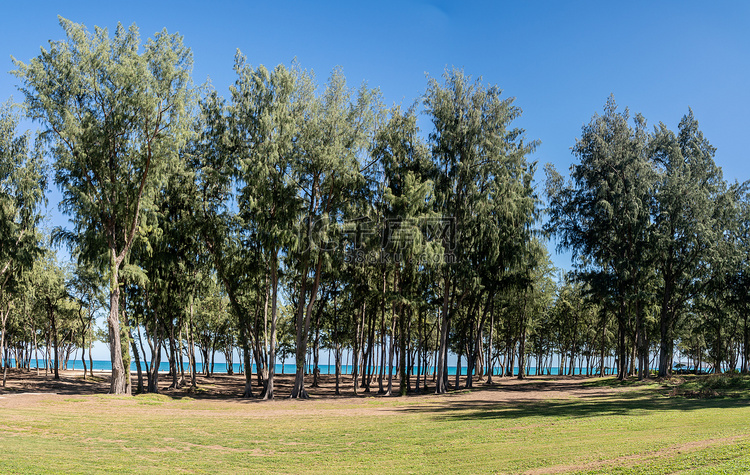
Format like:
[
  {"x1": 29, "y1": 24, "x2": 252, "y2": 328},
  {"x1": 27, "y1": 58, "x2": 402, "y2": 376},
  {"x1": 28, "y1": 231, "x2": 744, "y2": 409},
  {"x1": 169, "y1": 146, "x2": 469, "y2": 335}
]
[
  {"x1": 1, "y1": 18, "x2": 748, "y2": 398},
  {"x1": 545, "y1": 96, "x2": 750, "y2": 380}
]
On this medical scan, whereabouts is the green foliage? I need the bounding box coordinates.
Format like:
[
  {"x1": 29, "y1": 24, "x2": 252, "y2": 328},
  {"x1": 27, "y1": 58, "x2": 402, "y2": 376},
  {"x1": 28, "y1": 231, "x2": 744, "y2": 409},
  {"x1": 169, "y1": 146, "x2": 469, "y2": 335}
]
[
  {"x1": 13, "y1": 16, "x2": 195, "y2": 393},
  {"x1": 0, "y1": 100, "x2": 46, "y2": 291},
  {"x1": 13, "y1": 17, "x2": 194, "y2": 266},
  {"x1": 5, "y1": 18, "x2": 750, "y2": 401}
]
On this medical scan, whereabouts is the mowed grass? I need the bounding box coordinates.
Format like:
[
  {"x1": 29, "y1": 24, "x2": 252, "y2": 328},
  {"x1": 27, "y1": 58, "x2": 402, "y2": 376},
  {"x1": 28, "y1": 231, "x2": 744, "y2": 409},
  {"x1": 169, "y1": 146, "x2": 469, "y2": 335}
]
[{"x1": 1, "y1": 377, "x2": 750, "y2": 474}]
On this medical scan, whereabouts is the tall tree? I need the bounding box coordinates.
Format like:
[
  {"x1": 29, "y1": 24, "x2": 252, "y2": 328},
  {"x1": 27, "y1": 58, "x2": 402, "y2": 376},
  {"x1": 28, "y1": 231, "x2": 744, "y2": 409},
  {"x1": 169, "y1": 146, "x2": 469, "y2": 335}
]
[
  {"x1": 14, "y1": 18, "x2": 194, "y2": 393},
  {"x1": 425, "y1": 68, "x2": 537, "y2": 393},
  {"x1": 649, "y1": 110, "x2": 725, "y2": 377},
  {"x1": 230, "y1": 57, "x2": 301, "y2": 399},
  {"x1": 375, "y1": 105, "x2": 437, "y2": 395},
  {"x1": 288, "y1": 68, "x2": 379, "y2": 398},
  {"x1": 0, "y1": 100, "x2": 46, "y2": 302},
  {"x1": 546, "y1": 96, "x2": 653, "y2": 380}
]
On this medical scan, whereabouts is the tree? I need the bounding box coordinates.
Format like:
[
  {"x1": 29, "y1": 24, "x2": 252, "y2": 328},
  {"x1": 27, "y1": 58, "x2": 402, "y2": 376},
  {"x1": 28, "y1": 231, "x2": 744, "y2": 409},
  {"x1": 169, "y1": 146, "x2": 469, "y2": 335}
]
[
  {"x1": 546, "y1": 96, "x2": 653, "y2": 380},
  {"x1": 0, "y1": 100, "x2": 46, "y2": 387},
  {"x1": 29, "y1": 249, "x2": 68, "y2": 380},
  {"x1": 649, "y1": 110, "x2": 725, "y2": 377},
  {"x1": 230, "y1": 57, "x2": 301, "y2": 399},
  {"x1": 424, "y1": 68, "x2": 538, "y2": 393},
  {"x1": 0, "y1": 100, "x2": 46, "y2": 306},
  {"x1": 374, "y1": 105, "x2": 438, "y2": 395},
  {"x1": 14, "y1": 17, "x2": 194, "y2": 394},
  {"x1": 68, "y1": 262, "x2": 104, "y2": 380},
  {"x1": 287, "y1": 68, "x2": 379, "y2": 398}
]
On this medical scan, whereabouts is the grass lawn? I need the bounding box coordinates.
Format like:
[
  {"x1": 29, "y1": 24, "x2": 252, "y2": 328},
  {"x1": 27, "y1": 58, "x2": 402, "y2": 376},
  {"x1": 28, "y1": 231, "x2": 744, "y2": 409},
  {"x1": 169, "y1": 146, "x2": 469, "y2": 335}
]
[{"x1": 1, "y1": 374, "x2": 749, "y2": 474}]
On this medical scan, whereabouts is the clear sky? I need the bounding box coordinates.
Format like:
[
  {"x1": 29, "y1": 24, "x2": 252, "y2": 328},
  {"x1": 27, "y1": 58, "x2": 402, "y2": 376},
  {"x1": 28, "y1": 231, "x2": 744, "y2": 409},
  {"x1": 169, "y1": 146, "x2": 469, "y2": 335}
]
[{"x1": 2, "y1": 1, "x2": 749, "y2": 358}]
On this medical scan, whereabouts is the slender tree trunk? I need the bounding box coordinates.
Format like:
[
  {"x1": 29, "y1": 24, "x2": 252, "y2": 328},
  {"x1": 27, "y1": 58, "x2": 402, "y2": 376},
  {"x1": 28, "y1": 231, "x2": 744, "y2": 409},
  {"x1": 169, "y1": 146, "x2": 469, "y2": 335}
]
[
  {"x1": 466, "y1": 307, "x2": 476, "y2": 389},
  {"x1": 0, "y1": 307, "x2": 7, "y2": 388},
  {"x1": 617, "y1": 297, "x2": 627, "y2": 380},
  {"x1": 0, "y1": 305, "x2": 8, "y2": 387},
  {"x1": 436, "y1": 271, "x2": 450, "y2": 394},
  {"x1": 486, "y1": 300, "x2": 494, "y2": 384},
  {"x1": 130, "y1": 331, "x2": 144, "y2": 394},
  {"x1": 87, "y1": 332, "x2": 94, "y2": 378},
  {"x1": 455, "y1": 350, "x2": 461, "y2": 389},
  {"x1": 599, "y1": 307, "x2": 607, "y2": 377},
  {"x1": 188, "y1": 293, "x2": 197, "y2": 391},
  {"x1": 168, "y1": 324, "x2": 179, "y2": 389},
  {"x1": 352, "y1": 301, "x2": 364, "y2": 396},
  {"x1": 239, "y1": 317, "x2": 253, "y2": 398},
  {"x1": 49, "y1": 300, "x2": 59, "y2": 381},
  {"x1": 518, "y1": 328, "x2": 527, "y2": 380},
  {"x1": 262, "y1": 261, "x2": 279, "y2": 400},
  {"x1": 291, "y1": 251, "x2": 325, "y2": 399},
  {"x1": 378, "y1": 270, "x2": 387, "y2": 393},
  {"x1": 386, "y1": 303, "x2": 397, "y2": 396},
  {"x1": 399, "y1": 305, "x2": 408, "y2": 396},
  {"x1": 178, "y1": 322, "x2": 186, "y2": 388},
  {"x1": 636, "y1": 299, "x2": 647, "y2": 380},
  {"x1": 137, "y1": 322, "x2": 151, "y2": 388},
  {"x1": 33, "y1": 320, "x2": 39, "y2": 377},
  {"x1": 79, "y1": 307, "x2": 88, "y2": 381},
  {"x1": 108, "y1": 251, "x2": 127, "y2": 394},
  {"x1": 364, "y1": 302, "x2": 377, "y2": 393},
  {"x1": 312, "y1": 293, "x2": 324, "y2": 389},
  {"x1": 416, "y1": 309, "x2": 422, "y2": 393},
  {"x1": 742, "y1": 312, "x2": 749, "y2": 375},
  {"x1": 147, "y1": 322, "x2": 161, "y2": 394}
]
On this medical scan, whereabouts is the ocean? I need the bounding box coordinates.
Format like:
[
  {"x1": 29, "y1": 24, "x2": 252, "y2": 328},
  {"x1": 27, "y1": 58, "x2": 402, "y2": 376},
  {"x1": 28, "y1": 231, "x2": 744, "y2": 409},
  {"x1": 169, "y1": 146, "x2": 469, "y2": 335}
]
[{"x1": 21, "y1": 359, "x2": 605, "y2": 376}]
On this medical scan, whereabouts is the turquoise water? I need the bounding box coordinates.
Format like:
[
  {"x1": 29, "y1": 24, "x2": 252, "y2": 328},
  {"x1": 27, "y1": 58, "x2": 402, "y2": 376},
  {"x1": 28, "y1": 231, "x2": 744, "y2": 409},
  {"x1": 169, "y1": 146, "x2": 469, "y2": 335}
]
[{"x1": 21, "y1": 359, "x2": 605, "y2": 376}]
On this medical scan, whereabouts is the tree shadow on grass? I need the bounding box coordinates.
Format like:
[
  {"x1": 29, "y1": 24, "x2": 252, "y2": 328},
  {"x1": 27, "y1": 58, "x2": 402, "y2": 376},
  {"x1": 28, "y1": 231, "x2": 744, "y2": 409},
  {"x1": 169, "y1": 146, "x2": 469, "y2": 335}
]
[
  {"x1": 0, "y1": 369, "x2": 111, "y2": 395},
  {"x1": 398, "y1": 391, "x2": 750, "y2": 422}
]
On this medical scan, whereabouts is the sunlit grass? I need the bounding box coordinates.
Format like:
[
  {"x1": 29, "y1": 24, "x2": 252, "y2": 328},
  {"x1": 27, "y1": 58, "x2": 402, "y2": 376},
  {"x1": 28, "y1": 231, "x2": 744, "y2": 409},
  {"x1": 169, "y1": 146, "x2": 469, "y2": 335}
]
[{"x1": 1, "y1": 381, "x2": 749, "y2": 474}]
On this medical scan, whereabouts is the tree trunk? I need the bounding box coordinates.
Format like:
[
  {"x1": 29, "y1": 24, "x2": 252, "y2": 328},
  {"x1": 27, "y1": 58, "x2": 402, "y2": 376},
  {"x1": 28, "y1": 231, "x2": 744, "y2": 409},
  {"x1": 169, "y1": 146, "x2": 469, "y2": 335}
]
[
  {"x1": 33, "y1": 319, "x2": 39, "y2": 376},
  {"x1": 188, "y1": 293, "x2": 197, "y2": 392},
  {"x1": 617, "y1": 299, "x2": 627, "y2": 380},
  {"x1": 386, "y1": 303, "x2": 397, "y2": 396},
  {"x1": 290, "y1": 249, "x2": 325, "y2": 399},
  {"x1": 49, "y1": 300, "x2": 59, "y2": 381},
  {"x1": 79, "y1": 307, "x2": 88, "y2": 381},
  {"x1": 399, "y1": 305, "x2": 408, "y2": 396},
  {"x1": 0, "y1": 307, "x2": 7, "y2": 388},
  {"x1": 352, "y1": 301, "x2": 364, "y2": 397},
  {"x1": 147, "y1": 322, "x2": 161, "y2": 394},
  {"x1": 262, "y1": 261, "x2": 279, "y2": 400},
  {"x1": 636, "y1": 299, "x2": 647, "y2": 380},
  {"x1": 364, "y1": 302, "x2": 377, "y2": 393},
  {"x1": 486, "y1": 301, "x2": 494, "y2": 384},
  {"x1": 518, "y1": 328, "x2": 527, "y2": 380},
  {"x1": 455, "y1": 351, "x2": 461, "y2": 389},
  {"x1": 137, "y1": 322, "x2": 151, "y2": 389},
  {"x1": 130, "y1": 331, "x2": 144, "y2": 394},
  {"x1": 312, "y1": 294, "x2": 323, "y2": 389},
  {"x1": 378, "y1": 270, "x2": 387, "y2": 394},
  {"x1": 108, "y1": 253, "x2": 128, "y2": 394},
  {"x1": 742, "y1": 312, "x2": 749, "y2": 375},
  {"x1": 436, "y1": 270, "x2": 450, "y2": 394}
]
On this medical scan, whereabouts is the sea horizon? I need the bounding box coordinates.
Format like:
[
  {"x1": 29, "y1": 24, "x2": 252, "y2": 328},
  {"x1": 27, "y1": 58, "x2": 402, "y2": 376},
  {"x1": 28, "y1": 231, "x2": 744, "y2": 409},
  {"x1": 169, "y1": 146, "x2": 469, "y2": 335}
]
[{"x1": 13, "y1": 359, "x2": 653, "y2": 376}]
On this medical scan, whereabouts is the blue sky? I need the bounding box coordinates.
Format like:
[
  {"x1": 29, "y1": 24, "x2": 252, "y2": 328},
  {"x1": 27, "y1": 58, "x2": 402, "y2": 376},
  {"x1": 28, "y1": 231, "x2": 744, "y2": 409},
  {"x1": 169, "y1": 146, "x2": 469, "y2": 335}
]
[{"x1": 2, "y1": 1, "x2": 749, "y2": 284}]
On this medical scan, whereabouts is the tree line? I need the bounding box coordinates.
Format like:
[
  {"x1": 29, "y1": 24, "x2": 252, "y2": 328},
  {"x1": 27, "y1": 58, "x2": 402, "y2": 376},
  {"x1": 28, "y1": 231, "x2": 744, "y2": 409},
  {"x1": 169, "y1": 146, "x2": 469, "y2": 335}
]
[{"x1": 1, "y1": 18, "x2": 748, "y2": 397}]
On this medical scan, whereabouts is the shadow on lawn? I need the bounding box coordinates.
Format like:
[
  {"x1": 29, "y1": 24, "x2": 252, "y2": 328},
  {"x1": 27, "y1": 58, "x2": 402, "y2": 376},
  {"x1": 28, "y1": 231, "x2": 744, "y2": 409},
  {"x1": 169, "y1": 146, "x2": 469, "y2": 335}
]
[{"x1": 398, "y1": 389, "x2": 750, "y2": 422}]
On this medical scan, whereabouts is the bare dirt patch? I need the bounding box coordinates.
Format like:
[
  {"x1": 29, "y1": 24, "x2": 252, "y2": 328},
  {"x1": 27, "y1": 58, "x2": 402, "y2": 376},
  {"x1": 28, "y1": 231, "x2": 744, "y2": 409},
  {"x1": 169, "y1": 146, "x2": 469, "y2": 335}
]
[{"x1": 0, "y1": 368, "x2": 635, "y2": 416}]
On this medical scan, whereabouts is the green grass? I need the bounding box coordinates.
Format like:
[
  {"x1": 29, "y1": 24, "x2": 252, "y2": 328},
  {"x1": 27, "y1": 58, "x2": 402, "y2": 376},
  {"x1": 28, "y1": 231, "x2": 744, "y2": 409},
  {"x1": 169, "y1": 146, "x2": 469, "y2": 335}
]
[
  {"x1": 674, "y1": 373, "x2": 750, "y2": 398},
  {"x1": 584, "y1": 373, "x2": 750, "y2": 398},
  {"x1": 1, "y1": 379, "x2": 750, "y2": 474}
]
